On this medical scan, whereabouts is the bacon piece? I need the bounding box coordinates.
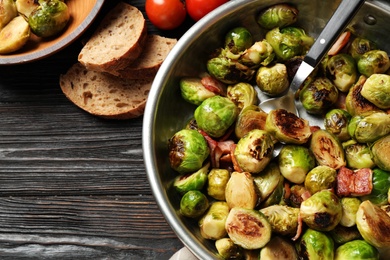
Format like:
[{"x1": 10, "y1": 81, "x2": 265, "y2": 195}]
[
  {"x1": 201, "y1": 75, "x2": 226, "y2": 95},
  {"x1": 292, "y1": 213, "x2": 303, "y2": 241},
  {"x1": 301, "y1": 190, "x2": 312, "y2": 201},
  {"x1": 328, "y1": 31, "x2": 351, "y2": 56},
  {"x1": 337, "y1": 166, "x2": 373, "y2": 197},
  {"x1": 337, "y1": 166, "x2": 353, "y2": 197}
]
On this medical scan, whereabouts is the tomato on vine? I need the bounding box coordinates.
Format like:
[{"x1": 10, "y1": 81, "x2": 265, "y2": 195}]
[
  {"x1": 145, "y1": 0, "x2": 187, "y2": 30},
  {"x1": 186, "y1": 0, "x2": 229, "y2": 21}
]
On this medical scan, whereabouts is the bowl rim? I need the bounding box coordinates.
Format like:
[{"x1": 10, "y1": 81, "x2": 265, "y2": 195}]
[{"x1": 0, "y1": 0, "x2": 105, "y2": 65}]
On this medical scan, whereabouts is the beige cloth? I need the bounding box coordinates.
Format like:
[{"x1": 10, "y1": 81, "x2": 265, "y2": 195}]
[{"x1": 170, "y1": 247, "x2": 198, "y2": 260}]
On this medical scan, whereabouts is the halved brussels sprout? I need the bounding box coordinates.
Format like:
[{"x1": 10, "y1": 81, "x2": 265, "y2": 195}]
[
  {"x1": 371, "y1": 134, "x2": 390, "y2": 171},
  {"x1": 227, "y1": 82, "x2": 258, "y2": 111},
  {"x1": 324, "y1": 108, "x2": 352, "y2": 142},
  {"x1": 260, "y1": 174, "x2": 284, "y2": 207},
  {"x1": 180, "y1": 190, "x2": 209, "y2": 218},
  {"x1": 335, "y1": 240, "x2": 379, "y2": 260},
  {"x1": 356, "y1": 200, "x2": 390, "y2": 249},
  {"x1": 329, "y1": 224, "x2": 362, "y2": 244},
  {"x1": 194, "y1": 95, "x2": 238, "y2": 138},
  {"x1": 310, "y1": 129, "x2": 346, "y2": 170},
  {"x1": 225, "y1": 207, "x2": 272, "y2": 250},
  {"x1": 257, "y1": 3, "x2": 298, "y2": 30},
  {"x1": 260, "y1": 204, "x2": 299, "y2": 236},
  {"x1": 235, "y1": 105, "x2": 267, "y2": 139},
  {"x1": 180, "y1": 77, "x2": 216, "y2": 106},
  {"x1": 256, "y1": 63, "x2": 289, "y2": 97},
  {"x1": 265, "y1": 27, "x2": 306, "y2": 61},
  {"x1": 287, "y1": 184, "x2": 309, "y2": 208},
  {"x1": 173, "y1": 162, "x2": 209, "y2": 194},
  {"x1": 343, "y1": 140, "x2": 375, "y2": 169},
  {"x1": 348, "y1": 111, "x2": 390, "y2": 143},
  {"x1": 253, "y1": 162, "x2": 281, "y2": 202},
  {"x1": 0, "y1": 15, "x2": 30, "y2": 54},
  {"x1": 326, "y1": 53, "x2": 358, "y2": 92},
  {"x1": 259, "y1": 236, "x2": 298, "y2": 260},
  {"x1": 234, "y1": 129, "x2": 274, "y2": 174},
  {"x1": 296, "y1": 228, "x2": 334, "y2": 260},
  {"x1": 361, "y1": 74, "x2": 390, "y2": 109},
  {"x1": 265, "y1": 109, "x2": 311, "y2": 145},
  {"x1": 278, "y1": 145, "x2": 315, "y2": 184},
  {"x1": 340, "y1": 197, "x2": 361, "y2": 227},
  {"x1": 215, "y1": 238, "x2": 244, "y2": 259},
  {"x1": 304, "y1": 165, "x2": 337, "y2": 195},
  {"x1": 199, "y1": 201, "x2": 229, "y2": 240},
  {"x1": 300, "y1": 189, "x2": 342, "y2": 231},
  {"x1": 224, "y1": 27, "x2": 253, "y2": 54},
  {"x1": 15, "y1": 0, "x2": 39, "y2": 18},
  {"x1": 361, "y1": 168, "x2": 390, "y2": 206},
  {"x1": 207, "y1": 168, "x2": 230, "y2": 201},
  {"x1": 225, "y1": 171, "x2": 257, "y2": 209},
  {"x1": 348, "y1": 37, "x2": 377, "y2": 61},
  {"x1": 207, "y1": 55, "x2": 255, "y2": 84},
  {"x1": 357, "y1": 50, "x2": 390, "y2": 77},
  {"x1": 0, "y1": 0, "x2": 17, "y2": 29},
  {"x1": 168, "y1": 129, "x2": 210, "y2": 174},
  {"x1": 239, "y1": 40, "x2": 275, "y2": 67}
]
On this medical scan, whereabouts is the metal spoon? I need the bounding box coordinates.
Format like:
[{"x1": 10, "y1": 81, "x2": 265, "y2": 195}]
[{"x1": 259, "y1": 0, "x2": 365, "y2": 115}]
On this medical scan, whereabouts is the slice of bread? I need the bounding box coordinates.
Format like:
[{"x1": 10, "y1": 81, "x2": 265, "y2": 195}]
[
  {"x1": 108, "y1": 35, "x2": 177, "y2": 79},
  {"x1": 59, "y1": 63, "x2": 152, "y2": 119},
  {"x1": 78, "y1": 2, "x2": 147, "y2": 73}
]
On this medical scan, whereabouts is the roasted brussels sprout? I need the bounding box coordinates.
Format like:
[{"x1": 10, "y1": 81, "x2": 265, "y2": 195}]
[
  {"x1": 235, "y1": 105, "x2": 267, "y2": 139},
  {"x1": 335, "y1": 240, "x2": 379, "y2": 260},
  {"x1": 227, "y1": 82, "x2": 258, "y2": 111},
  {"x1": 356, "y1": 200, "x2": 390, "y2": 249},
  {"x1": 168, "y1": 129, "x2": 210, "y2": 174},
  {"x1": 225, "y1": 171, "x2": 257, "y2": 210},
  {"x1": 194, "y1": 95, "x2": 238, "y2": 138},
  {"x1": 265, "y1": 109, "x2": 311, "y2": 145},
  {"x1": 224, "y1": 27, "x2": 253, "y2": 54},
  {"x1": 173, "y1": 163, "x2": 209, "y2": 194},
  {"x1": 207, "y1": 56, "x2": 255, "y2": 84},
  {"x1": 324, "y1": 108, "x2": 351, "y2": 142},
  {"x1": 215, "y1": 238, "x2": 244, "y2": 259},
  {"x1": 329, "y1": 224, "x2": 362, "y2": 244},
  {"x1": 371, "y1": 134, "x2": 390, "y2": 171},
  {"x1": 260, "y1": 204, "x2": 299, "y2": 236},
  {"x1": 326, "y1": 53, "x2": 358, "y2": 92},
  {"x1": 257, "y1": 3, "x2": 298, "y2": 30},
  {"x1": 253, "y1": 162, "x2": 281, "y2": 202},
  {"x1": 0, "y1": 15, "x2": 30, "y2": 54},
  {"x1": 357, "y1": 50, "x2": 390, "y2": 77},
  {"x1": 199, "y1": 201, "x2": 229, "y2": 240},
  {"x1": 180, "y1": 77, "x2": 217, "y2": 106},
  {"x1": 348, "y1": 111, "x2": 390, "y2": 143},
  {"x1": 343, "y1": 141, "x2": 375, "y2": 169},
  {"x1": 15, "y1": 0, "x2": 39, "y2": 18},
  {"x1": 300, "y1": 189, "x2": 342, "y2": 231},
  {"x1": 287, "y1": 184, "x2": 309, "y2": 208},
  {"x1": 234, "y1": 129, "x2": 274, "y2": 174},
  {"x1": 361, "y1": 74, "x2": 390, "y2": 109},
  {"x1": 260, "y1": 174, "x2": 284, "y2": 207},
  {"x1": 256, "y1": 63, "x2": 289, "y2": 96},
  {"x1": 340, "y1": 197, "x2": 361, "y2": 227},
  {"x1": 225, "y1": 207, "x2": 272, "y2": 250},
  {"x1": 0, "y1": 0, "x2": 17, "y2": 29},
  {"x1": 310, "y1": 129, "x2": 346, "y2": 170},
  {"x1": 28, "y1": 0, "x2": 70, "y2": 38},
  {"x1": 296, "y1": 228, "x2": 334, "y2": 259},
  {"x1": 239, "y1": 40, "x2": 275, "y2": 67},
  {"x1": 280, "y1": 26, "x2": 314, "y2": 51},
  {"x1": 299, "y1": 77, "x2": 339, "y2": 115},
  {"x1": 278, "y1": 145, "x2": 315, "y2": 184},
  {"x1": 361, "y1": 168, "x2": 390, "y2": 206},
  {"x1": 304, "y1": 165, "x2": 337, "y2": 195},
  {"x1": 259, "y1": 236, "x2": 298, "y2": 260},
  {"x1": 180, "y1": 190, "x2": 209, "y2": 218},
  {"x1": 348, "y1": 37, "x2": 377, "y2": 61},
  {"x1": 207, "y1": 168, "x2": 230, "y2": 201}
]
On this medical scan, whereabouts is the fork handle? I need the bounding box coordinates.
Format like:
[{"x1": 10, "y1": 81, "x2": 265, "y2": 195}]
[{"x1": 304, "y1": 0, "x2": 365, "y2": 67}]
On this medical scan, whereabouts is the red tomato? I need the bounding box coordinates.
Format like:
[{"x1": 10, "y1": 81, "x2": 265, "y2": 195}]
[
  {"x1": 186, "y1": 0, "x2": 229, "y2": 21},
  {"x1": 145, "y1": 0, "x2": 187, "y2": 30}
]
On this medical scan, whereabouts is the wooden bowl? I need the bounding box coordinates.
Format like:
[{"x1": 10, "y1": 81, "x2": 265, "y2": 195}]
[{"x1": 0, "y1": 0, "x2": 105, "y2": 65}]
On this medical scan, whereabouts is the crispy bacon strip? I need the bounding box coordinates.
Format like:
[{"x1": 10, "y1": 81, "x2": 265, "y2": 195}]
[
  {"x1": 328, "y1": 31, "x2": 351, "y2": 56},
  {"x1": 292, "y1": 213, "x2": 303, "y2": 241},
  {"x1": 201, "y1": 75, "x2": 226, "y2": 95},
  {"x1": 337, "y1": 166, "x2": 373, "y2": 197}
]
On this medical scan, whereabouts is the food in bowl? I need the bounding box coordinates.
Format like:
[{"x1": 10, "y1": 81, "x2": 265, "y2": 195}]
[{"x1": 143, "y1": 0, "x2": 390, "y2": 259}]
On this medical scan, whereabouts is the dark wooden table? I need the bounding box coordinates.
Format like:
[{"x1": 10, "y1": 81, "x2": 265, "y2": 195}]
[{"x1": 0, "y1": 1, "x2": 195, "y2": 259}]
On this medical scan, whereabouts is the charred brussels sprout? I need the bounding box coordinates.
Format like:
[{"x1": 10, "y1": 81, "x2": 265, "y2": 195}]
[
  {"x1": 180, "y1": 77, "x2": 216, "y2": 106},
  {"x1": 296, "y1": 228, "x2": 334, "y2": 260},
  {"x1": 257, "y1": 3, "x2": 298, "y2": 30},
  {"x1": 326, "y1": 53, "x2": 358, "y2": 92},
  {"x1": 256, "y1": 63, "x2": 289, "y2": 96},
  {"x1": 329, "y1": 225, "x2": 362, "y2": 244},
  {"x1": 173, "y1": 163, "x2": 209, "y2": 194},
  {"x1": 235, "y1": 105, "x2": 267, "y2": 139},
  {"x1": 259, "y1": 236, "x2": 298, "y2": 260},
  {"x1": 324, "y1": 108, "x2": 351, "y2": 142},
  {"x1": 361, "y1": 74, "x2": 390, "y2": 109},
  {"x1": 265, "y1": 109, "x2": 311, "y2": 145},
  {"x1": 224, "y1": 27, "x2": 253, "y2": 54},
  {"x1": 168, "y1": 129, "x2": 210, "y2": 174},
  {"x1": 234, "y1": 129, "x2": 274, "y2": 174},
  {"x1": 310, "y1": 129, "x2": 346, "y2": 170},
  {"x1": 348, "y1": 37, "x2": 377, "y2": 61},
  {"x1": 199, "y1": 201, "x2": 229, "y2": 240},
  {"x1": 225, "y1": 207, "x2": 272, "y2": 249},
  {"x1": 356, "y1": 200, "x2": 390, "y2": 249},
  {"x1": 28, "y1": 0, "x2": 70, "y2": 38},
  {"x1": 225, "y1": 171, "x2": 257, "y2": 209},
  {"x1": 180, "y1": 190, "x2": 209, "y2": 218},
  {"x1": 227, "y1": 82, "x2": 258, "y2": 111},
  {"x1": 300, "y1": 189, "x2": 342, "y2": 231},
  {"x1": 288, "y1": 184, "x2": 309, "y2": 208},
  {"x1": 304, "y1": 165, "x2": 337, "y2": 195},
  {"x1": 253, "y1": 162, "x2": 281, "y2": 202},
  {"x1": 361, "y1": 168, "x2": 390, "y2": 206},
  {"x1": 215, "y1": 238, "x2": 244, "y2": 259},
  {"x1": 348, "y1": 112, "x2": 390, "y2": 143},
  {"x1": 278, "y1": 145, "x2": 315, "y2": 184},
  {"x1": 335, "y1": 240, "x2": 379, "y2": 260},
  {"x1": 207, "y1": 168, "x2": 230, "y2": 201},
  {"x1": 357, "y1": 50, "x2": 390, "y2": 77},
  {"x1": 260, "y1": 205, "x2": 299, "y2": 236},
  {"x1": 371, "y1": 134, "x2": 390, "y2": 171},
  {"x1": 194, "y1": 96, "x2": 238, "y2": 138},
  {"x1": 206, "y1": 56, "x2": 255, "y2": 84},
  {"x1": 343, "y1": 141, "x2": 375, "y2": 169},
  {"x1": 299, "y1": 77, "x2": 339, "y2": 115},
  {"x1": 0, "y1": 0, "x2": 17, "y2": 29},
  {"x1": 340, "y1": 197, "x2": 361, "y2": 227}
]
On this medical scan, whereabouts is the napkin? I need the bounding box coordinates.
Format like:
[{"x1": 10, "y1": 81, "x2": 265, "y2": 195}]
[{"x1": 170, "y1": 247, "x2": 199, "y2": 260}]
